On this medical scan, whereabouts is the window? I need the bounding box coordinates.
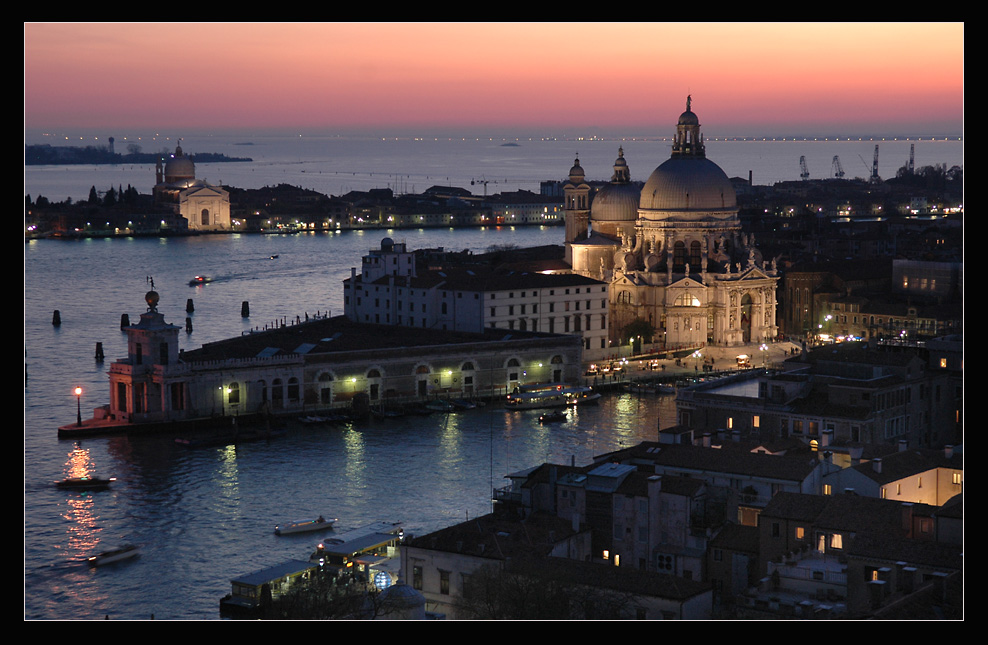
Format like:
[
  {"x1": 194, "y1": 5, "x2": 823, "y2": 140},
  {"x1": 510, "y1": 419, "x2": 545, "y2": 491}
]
[
  {"x1": 830, "y1": 533, "x2": 843, "y2": 550},
  {"x1": 412, "y1": 566, "x2": 422, "y2": 590},
  {"x1": 439, "y1": 570, "x2": 450, "y2": 595},
  {"x1": 228, "y1": 382, "x2": 240, "y2": 404},
  {"x1": 795, "y1": 526, "x2": 805, "y2": 540}
]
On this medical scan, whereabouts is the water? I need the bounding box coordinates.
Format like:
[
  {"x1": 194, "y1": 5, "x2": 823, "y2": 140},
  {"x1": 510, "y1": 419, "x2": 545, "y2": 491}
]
[
  {"x1": 24, "y1": 230, "x2": 677, "y2": 621},
  {"x1": 25, "y1": 130, "x2": 963, "y2": 204}
]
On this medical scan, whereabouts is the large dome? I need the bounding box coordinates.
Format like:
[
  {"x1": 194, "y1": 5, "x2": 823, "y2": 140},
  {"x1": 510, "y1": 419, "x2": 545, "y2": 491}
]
[{"x1": 640, "y1": 156, "x2": 736, "y2": 212}]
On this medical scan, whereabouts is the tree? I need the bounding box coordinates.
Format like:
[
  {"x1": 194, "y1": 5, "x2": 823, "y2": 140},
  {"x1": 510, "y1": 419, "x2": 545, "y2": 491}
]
[
  {"x1": 620, "y1": 317, "x2": 655, "y2": 344},
  {"x1": 88, "y1": 186, "x2": 99, "y2": 204}
]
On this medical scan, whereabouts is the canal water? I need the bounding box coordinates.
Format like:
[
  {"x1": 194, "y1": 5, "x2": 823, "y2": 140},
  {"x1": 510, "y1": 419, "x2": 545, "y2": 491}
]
[{"x1": 24, "y1": 229, "x2": 676, "y2": 620}]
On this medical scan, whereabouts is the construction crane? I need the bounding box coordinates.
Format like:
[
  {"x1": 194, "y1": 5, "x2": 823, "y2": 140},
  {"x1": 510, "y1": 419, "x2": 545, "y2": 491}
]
[
  {"x1": 799, "y1": 156, "x2": 809, "y2": 180},
  {"x1": 832, "y1": 155, "x2": 845, "y2": 179}
]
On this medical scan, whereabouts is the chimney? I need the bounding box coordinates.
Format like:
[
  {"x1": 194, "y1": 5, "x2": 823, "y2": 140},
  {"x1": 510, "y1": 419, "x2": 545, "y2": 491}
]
[
  {"x1": 898, "y1": 439, "x2": 908, "y2": 452},
  {"x1": 821, "y1": 429, "x2": 832, "y2": 447},
  {"x1": 702, "y1": 433, "x2": 711, "y2": 448},
  {"x1": 944, "y1": 445, "x2": 953, "y2": 459},
  {"x1": 872, "y1": 458, "x2": 882, "y2": 474}
]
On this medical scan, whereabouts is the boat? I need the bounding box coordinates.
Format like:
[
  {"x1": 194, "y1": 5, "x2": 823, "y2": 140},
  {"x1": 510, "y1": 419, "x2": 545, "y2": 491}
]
[
  {"x1": 449, "y1": 399, "x2": 478, "y2": 410},
  {"x1": 189, "y1": 275, "x2": 213, "y2": 286},
  {"x1": 565, "y1": 387, "x2": 601, "y2": 406},
  {"x1": 275, "y1": 515, "x2": 337, "y2": 536},
  {"x1": 423, "y1": 399, "x2": 456, "y2": 413},
  {"x1": 539, "y1": 410, "x2": 567, "y2": 423},
  {"x1": 56, "y1": 475, "x2": 116, "y2": 490},
  {"x1": 88, "y1": 544, "x2": 139, "y2": 567},
  {"x1": 175, "y1": 426, "x2": 286, "y2": 448},
  {"x1": 269, "y1": 254, "x2": 279, "y2": 259},
  {"x1": 505, "y1": 383, "x2": 600, "y2": 410}
]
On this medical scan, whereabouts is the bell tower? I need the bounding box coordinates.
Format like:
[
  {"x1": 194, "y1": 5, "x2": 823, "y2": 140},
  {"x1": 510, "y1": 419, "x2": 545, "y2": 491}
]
[{"x1": 563, "y1": 155, "x2": 591, "y2": 265}]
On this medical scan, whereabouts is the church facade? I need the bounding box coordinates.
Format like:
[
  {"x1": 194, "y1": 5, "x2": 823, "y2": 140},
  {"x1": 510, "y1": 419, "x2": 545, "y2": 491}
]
[
  {"x1": 565, "y1": 98, "x2": 779, "y2": 349},
  {"x1": 153, "y1": 143, "x2": 232, "y2": 232}
]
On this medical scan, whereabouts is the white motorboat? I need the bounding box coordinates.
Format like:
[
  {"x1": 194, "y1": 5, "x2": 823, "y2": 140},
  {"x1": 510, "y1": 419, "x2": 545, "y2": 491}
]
[
  {"x1": 88, "y1": 544, "x2": 139, "y2": 567},
  {"x1": 275, "y1": 515, "x2": 337, "y2": 536}
]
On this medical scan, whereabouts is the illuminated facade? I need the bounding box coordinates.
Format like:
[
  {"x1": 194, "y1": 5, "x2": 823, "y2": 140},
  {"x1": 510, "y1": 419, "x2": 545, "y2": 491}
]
[
  {"x1": 565, "y1": 97, "x2": 779, "y2": 348},
  {"x1": 153, "y1": 143, "x2": 232, "y2": 232}
]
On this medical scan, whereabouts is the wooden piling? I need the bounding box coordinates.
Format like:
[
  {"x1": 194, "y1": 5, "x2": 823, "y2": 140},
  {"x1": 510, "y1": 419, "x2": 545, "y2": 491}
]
[
  {"x1": 241, "y1": 301, "x2": 250, "y2": 317},
  {"x1": 52, "y1": 310, "x2": 61, "y2": 326}
]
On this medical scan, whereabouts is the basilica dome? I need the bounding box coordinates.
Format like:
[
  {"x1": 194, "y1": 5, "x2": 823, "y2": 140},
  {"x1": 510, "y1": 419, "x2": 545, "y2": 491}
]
[{"x1": 639, "y1": 155, "x2": 736, "y2": 212}]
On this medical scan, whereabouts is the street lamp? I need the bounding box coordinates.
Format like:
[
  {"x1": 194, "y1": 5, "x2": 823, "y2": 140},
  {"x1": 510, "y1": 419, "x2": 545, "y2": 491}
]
[
  {"x1": 759, "y1": 343, "x2": 769, "y2": 367},
  {"x1": 75, "y1": 387, "x2": 82, "y2": 426}
]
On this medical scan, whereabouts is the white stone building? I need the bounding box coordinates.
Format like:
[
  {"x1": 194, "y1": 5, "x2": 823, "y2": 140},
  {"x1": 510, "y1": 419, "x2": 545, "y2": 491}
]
[
  {"x1": 153, "y1": 143, "x2": 231, "y2": 232},
  {"x1": 344, "y1": 238, "x2": 611, "y2": 362}
]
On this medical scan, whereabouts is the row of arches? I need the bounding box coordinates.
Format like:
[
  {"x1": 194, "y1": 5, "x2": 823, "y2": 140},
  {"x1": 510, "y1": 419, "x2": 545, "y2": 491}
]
[{"x1": 219, "y1": 355, "x2": 570, "y2": 411}]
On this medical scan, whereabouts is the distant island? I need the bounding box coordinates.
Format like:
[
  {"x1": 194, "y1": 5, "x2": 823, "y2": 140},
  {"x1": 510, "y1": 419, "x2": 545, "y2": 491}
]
[{"x1": 25, "y1": 144, "x2": 253, "y2": 166}]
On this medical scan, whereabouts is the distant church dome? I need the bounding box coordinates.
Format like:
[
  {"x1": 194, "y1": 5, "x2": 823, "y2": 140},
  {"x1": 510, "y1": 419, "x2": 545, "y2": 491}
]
[
  {"x1": 590, "y1": 147, "x2": 640, "y2": 223},
  {"x1": 164, "y1": 144, "x2": 195, "y2": 185}
]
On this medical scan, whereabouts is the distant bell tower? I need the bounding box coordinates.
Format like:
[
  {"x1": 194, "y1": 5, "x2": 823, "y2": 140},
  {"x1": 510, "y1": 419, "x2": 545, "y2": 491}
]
[{"x1": 563, "y1": 155, "x2": 591, "y2": 265}]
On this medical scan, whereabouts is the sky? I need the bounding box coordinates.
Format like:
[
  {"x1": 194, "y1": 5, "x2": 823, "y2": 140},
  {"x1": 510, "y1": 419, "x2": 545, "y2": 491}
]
[{"x1": 24, "y1": 22, "x2": 964, "y2": 138}]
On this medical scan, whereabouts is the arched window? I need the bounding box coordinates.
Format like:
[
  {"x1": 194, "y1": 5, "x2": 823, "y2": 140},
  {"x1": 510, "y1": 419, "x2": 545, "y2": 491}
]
[
  {"x1": 674, "y1": 292, "x2": 702, "y2": 307},
  {"x1": 319, "y1": 372, "x2": 333, "y2": 405},
  {"x1": 690, "y1": 240, "x2": 702, "y2": 267},
  {"x1": 271, "y1": 378, "x2": 283, "y2": 407},
  {"x1": 673, "y1": 241, "x2": 686, "y2": 268}
]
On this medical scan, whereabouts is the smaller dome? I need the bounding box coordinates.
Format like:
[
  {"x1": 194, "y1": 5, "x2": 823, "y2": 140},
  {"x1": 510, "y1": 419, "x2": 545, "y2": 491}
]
[
  {"x1": 591, "y1": 183, "x2": 640, "y2": 222},
  {"x1": 568, "y1": 157, "x2": 585, "y2": 180},
  {"x1": 678, "y1": 109, "x2": 699, "y2": 126}
]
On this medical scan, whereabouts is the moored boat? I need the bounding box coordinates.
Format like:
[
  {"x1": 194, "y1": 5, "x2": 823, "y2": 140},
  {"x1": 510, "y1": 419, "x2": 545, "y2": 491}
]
[
  {"x1": 539, "y1": 410, "x2": 567, "y2": 423},
  {"x1": 56, "y1": 475, "x2": 116, "y2": 490},
  {"x1": 506, "y1": 383, "x2": 600, "y2": 409},
  {"x1": 275, "y1": 515, "x2": 337, "y2": 536},
  {"x1": 88, "y1": 544, "x2": 139, "y2": 567}
]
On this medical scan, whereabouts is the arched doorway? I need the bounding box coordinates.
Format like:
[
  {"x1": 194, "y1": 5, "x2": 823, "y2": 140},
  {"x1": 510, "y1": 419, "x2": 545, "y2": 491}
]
[{"x1": 741, "y1": 293, "x2": 753, "y2": 343}]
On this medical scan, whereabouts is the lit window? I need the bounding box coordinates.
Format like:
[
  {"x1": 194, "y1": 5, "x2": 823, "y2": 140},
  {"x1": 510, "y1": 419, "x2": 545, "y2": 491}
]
[
  {"x1": 795, "y1": 527, "x2": 805, "y2": 540},
  {"x1": 823, "y1": 484, "x2": 832, "y2": 496},
  {"x1": 753, "y1": 415, "x2": 760, "y2": 428},
  {"x1": 830, "y1": 533, "x2": 843, "y2": 550}
]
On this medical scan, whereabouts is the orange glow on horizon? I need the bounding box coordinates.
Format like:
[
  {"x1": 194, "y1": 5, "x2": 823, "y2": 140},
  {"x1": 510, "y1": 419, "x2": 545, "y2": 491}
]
[{"x1": 25, "y1": 22, "x2": 964, "y2": 136}]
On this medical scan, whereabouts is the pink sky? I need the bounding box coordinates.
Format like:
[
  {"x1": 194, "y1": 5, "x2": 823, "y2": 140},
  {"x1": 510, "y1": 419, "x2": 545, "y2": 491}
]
[{"x1": 24, "y1": 22, "x2": 964, "y2": 136}]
